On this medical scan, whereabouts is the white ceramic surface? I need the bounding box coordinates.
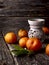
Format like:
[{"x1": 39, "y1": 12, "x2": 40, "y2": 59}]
[
  {"x1": 28, "y1": 18, "x2": 45, "y2": 26},
  {"x1": 28, "y1": 18, "x2": 45, "y2": 42}
]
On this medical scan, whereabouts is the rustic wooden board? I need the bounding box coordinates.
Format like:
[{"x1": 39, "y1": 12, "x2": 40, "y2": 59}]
[
  {"x1": 0, "y1": 0, "x2": 49, "y2": 27},
  {"x1": 0, "y1": 0, "x2": 49, "y2": 17},
  {"x1": 2, "y1": 32, "x2": 49, "y2": 65},
  {"x1": 0, "y1": 37, "x2": 15, "y2": 65},
  {"x1": 0, "y1": 17, "x2": 30, "y2": 31},
  {"x1": 5, "y1": 43, "x2": 49, "y2": 65},
  {"x1": 0, "y1": 16, "x2": 49, "y2": 31},
  {"x1": 0, "y1": 0, "x2": 49, "y2": 65},
  {"x1": 0, "y1": 16, "x2": 49, "y2": 65}
]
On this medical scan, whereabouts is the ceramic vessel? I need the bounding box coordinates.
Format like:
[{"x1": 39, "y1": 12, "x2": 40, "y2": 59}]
[{"x1": 28, "y1": 18, "x2": 45, "y2": 42}]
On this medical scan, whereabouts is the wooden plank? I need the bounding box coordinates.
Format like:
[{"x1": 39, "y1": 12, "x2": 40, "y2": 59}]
[
  {"x1": 0, "y1": 17, "x2": 49, "y2": 30},
  {"x1": 0, "y1": 17, "x2": 30, "y2": 31},
  {"x1": 0, "y1": 37, "x2": 15, "y2": 65},
  {"x1": 0, "y1": 1, "x2": 49, "y2": 65},
  {"x1": 0, "y1": 0, "x2": 48, "y2": 17},
  {"x1": 6, "y1": 44, "x2": 49, "y2": 65},
  {"x1": 1, "y1": 20, "x2": 49, "y2": 65},
  {"x1": 0, "y1": 16, "x2": 49, "y2": 65}
]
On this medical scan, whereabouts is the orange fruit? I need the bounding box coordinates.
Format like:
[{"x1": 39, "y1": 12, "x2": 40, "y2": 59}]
[
  {"x1": 26, "y1": 37, "x2": 42, "y2": 51},
  {"x1": 19, "y1": 37, "x2": 28, "y2": 48},
  {"x1": 4, "y1": 32, "x2": 17, "y2": 44},
  {"x1": 18, "y1": 29, "x2": 28, "y2": 38},
  {"x1": 45, "y1": 44, "x2": 49, "y2": 56},
  {"x1": 42, "y1": 27, "x2": 49, "y2": 34}
]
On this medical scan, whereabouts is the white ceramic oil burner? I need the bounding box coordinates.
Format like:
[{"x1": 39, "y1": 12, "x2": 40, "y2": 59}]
[{"x1": 28, "y1": 18, "x2": 45, "y2": 42}]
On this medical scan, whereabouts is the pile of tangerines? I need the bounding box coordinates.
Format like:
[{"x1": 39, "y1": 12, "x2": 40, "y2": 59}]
[{"x1": 4, "y1": 27, "x2": 49, "y2": 56}]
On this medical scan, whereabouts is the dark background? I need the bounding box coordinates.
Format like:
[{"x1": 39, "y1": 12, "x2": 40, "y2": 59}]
[
  {"x1": 0, "y1": 0, "x2": 49, "y2": 29},
  {"x1": 0, "y1": 1, "x2": 49, "y2": 65}
]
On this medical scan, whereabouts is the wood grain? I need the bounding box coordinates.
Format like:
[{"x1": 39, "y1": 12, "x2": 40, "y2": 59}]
[
  {"x1": 0, "y1": 0, "x2": 48, "y2": 17},
  {"x1": 0, "y1": 0, "x2": 49, "y2": 27},
  {"x1": 0, "y1": 18, "x2": 49, "y2": 65},
  {"x1": 0, "y1": 37, "x2": 15, "y2": 65},
  {"x1": 0, "y1": 1, "x2": 49, "y2": 65}
]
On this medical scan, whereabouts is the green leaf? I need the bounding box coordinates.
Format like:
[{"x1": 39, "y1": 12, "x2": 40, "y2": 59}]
[
  {"x1": 11, "y1": 44, "x2": 34, "y2": 56},
  {"x1": 27, "y1": 50, "x2": 34, "y2": 55},
  {"x1": 12, "y1": 49, "x2": 28, "y2": 56},
  {"x1": 12, "y1": 44, "x2": 24, "y2": 50}
]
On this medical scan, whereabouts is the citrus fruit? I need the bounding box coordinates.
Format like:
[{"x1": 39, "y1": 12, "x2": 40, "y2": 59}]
[
  {"x1": 42, "y1": 27, "x2": 49, "y2": 34},
  {"x1": 4, "y1": 32, "x2": 17, "y2": 44},
  {"x1": 45, "y1": 44, "x2": 49, "y2": 56},
  {"x1": 19, "y1": 37, "x2": 28, "y2": 48},
  {"x1": 18, "y1": 29, "x2": 28, "y2": 38},
  {"x1": 26, "y1": 37, "x2": 42, "y2": 51}
]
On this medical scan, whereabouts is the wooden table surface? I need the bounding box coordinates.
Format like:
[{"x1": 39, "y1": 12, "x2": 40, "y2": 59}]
[
  {"x1": 0, "y1": 17, "x2": 49, "y2": 65},
  {"x1": 0, "y1": 0, "x2": 49, "y2": 65}
]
